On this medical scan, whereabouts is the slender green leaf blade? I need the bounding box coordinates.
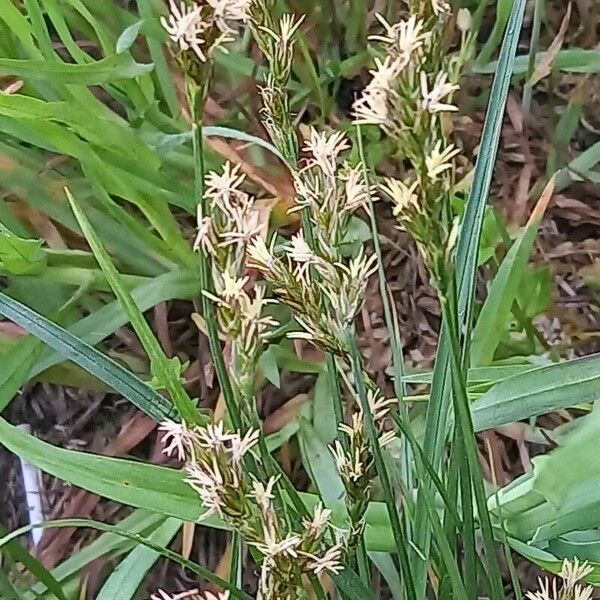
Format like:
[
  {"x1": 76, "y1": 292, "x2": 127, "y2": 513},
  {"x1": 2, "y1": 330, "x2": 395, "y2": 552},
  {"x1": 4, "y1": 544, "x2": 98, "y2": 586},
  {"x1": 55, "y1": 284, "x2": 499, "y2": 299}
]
[
  {"x1": 0, "y1": 520, "x2": 251, "y2": 600},
  {"x1": 472, "y1": 353, "x2": 600, "y2": 432},
  {"x1": 0, "y1": 523, "x2": 67, "y2": 600},
  {"x1": 0, "y1": 54, "x2": 153, "y2": 84},
  {"x1": 66, "y1": 189, "x2": 198, "y2": 424},
  {"x1": 96, "y1": 518, "x2": 181, "y2": 600},
  {"x1": 470, "y1": 224, "x2": 538, "y2": 366},
  {"x1": 0, "y1": 292, "x2": 176, "y2": 422}
]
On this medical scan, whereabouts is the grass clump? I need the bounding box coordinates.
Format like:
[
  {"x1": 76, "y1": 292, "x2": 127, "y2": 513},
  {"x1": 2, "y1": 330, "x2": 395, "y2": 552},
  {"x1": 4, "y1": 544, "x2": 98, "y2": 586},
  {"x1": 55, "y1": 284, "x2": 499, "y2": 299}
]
[{"x1": 1, "y1": 0, "x2": 599, "y2": 599}]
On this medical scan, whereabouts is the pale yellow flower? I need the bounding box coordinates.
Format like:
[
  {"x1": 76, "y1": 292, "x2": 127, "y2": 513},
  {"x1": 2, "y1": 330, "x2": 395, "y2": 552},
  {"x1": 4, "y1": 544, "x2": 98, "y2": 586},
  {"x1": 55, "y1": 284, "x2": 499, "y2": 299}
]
[
  {"x1": 425, "y1": 142, "x2": 460, "y2": 180},
  {"x1": 160, "y1": 1, "x2": 206, "y2": 62},
  {"x1": 420, "y1": 71, "x2": 459, "y2": 113},
  {"x1": 380, "y1": 178, "x2": 421, "y2": 217}
]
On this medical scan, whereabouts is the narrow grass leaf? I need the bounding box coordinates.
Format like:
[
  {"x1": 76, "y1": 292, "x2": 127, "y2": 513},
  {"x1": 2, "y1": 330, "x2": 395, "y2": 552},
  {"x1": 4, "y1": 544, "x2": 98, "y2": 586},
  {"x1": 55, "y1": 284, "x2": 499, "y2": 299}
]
[
  {"x1": 67, "y1": 189, "x2": 199, "y2": 424},
  {"x1": 472, "y1": 353, "x2": 600, "y2": 431},
  {"x1": 471, "y1": 178, "x2": 554, "y2": 366},
  {"x1": 96, "y1": 518, "x2": 181, "y2": 600},
  {"x1": 474, "y1": 48, "x2": 600, "y2": 75},
  {"x1": 27, "y1": 510, "x2": 166, "y2": 599},
  {"x1": 32, "y1": 269, "x2": 200, "y2": 376},
  {"x1": 369, "y1": 553, "x2": 402, "y2": 600},
  {"x1": 0, "y1": 568, "x2": 21, "y2": 600},
  {"x1": 416, "y1": 1, "x2": 527, "y2": 592},
  {"x1": 0, "y1": 335, "x2": 43, "y2": 412},
  {"x1": 345, "y1": 331, "x2": 416, "y2": 599},
  {"x1": 0, "y1": 292, "x2": 176, "y2": 423},
  {"x1": 0, "y1": 520, "x2": 252, "y2": 600},
  {"x1": 0, "y1": 523, "x2": 67, "y2": 600},
  {"x1": 0, "y1": 54, "x2": 153, "y2": 83},
  {"x1": 475, "y1": 0, "x2": 514, "y2": 66},
  {"x1": 333, "y1": 569, "x2": 378, "y2": 600}
]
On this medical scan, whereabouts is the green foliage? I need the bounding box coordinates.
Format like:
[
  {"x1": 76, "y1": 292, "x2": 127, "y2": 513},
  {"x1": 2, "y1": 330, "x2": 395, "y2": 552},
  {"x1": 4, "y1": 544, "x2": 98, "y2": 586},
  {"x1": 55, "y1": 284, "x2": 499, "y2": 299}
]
[{"x1": 0, "y1": 0, "x2": 597, "y2": 597}]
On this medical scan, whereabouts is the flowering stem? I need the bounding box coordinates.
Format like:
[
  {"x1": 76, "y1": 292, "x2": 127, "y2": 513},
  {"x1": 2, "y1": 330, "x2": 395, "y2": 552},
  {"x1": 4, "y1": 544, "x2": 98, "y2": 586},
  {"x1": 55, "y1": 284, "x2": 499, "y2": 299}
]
[
  {"x1": 356, "y1": 124, "x2": 413, "y2": 531},
  {"x1": 345, "y1": 328, "x2": 416, "y2": 600},
  {"x1": 189, "y1": 81, "x2": 242, "y2": 431}
]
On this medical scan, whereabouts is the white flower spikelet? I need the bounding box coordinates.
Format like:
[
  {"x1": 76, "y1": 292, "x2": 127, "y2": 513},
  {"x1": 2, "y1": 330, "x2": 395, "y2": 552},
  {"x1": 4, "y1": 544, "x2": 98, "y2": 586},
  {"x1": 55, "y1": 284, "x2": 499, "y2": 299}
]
[
  {"x1": 160, "y1": 1, "x2": 206, "y2": 61},
  {"x1": 380, "y1": 178, "x2": 421, "y2": 217},
  {"x1": 559, "y1": 557, "x2": 594, "y2": 590},
  {"x1": 159, "y1": 420, "x2": 196, "y2": 461},
  {"x1": 302, "y1": 502, "x2": 332, "y2": 538},
  {"x1": 431, "y1": 0, "x2": 451, "y2": 16},
  {"x1": 425, "y1": 141, "x2": 460, "y2": 180},
  {"x1": 303, "y1": 128, "x2": 350, "y2": 179},
  {"x1": 353, "y1": 56, "x2": 402, "y2": 128},
  {"x1": 370, "y1": 14, "x2": 426, "y2": 61},
  {"x1": 420, "y1": 71, "x2": 459, "y2": 113},
  {"x1": 161, "y1": 0, "x2": 250, "y2": 62},
  {"x1": 151, "y1": 591, "x2": 230, "y2": 600},
  {"x1": 525, "y1": 558, "x2": 594, "y2": 600},
  {"x1": 304, "y1": 543, "x2": 344, "y2": 575}
]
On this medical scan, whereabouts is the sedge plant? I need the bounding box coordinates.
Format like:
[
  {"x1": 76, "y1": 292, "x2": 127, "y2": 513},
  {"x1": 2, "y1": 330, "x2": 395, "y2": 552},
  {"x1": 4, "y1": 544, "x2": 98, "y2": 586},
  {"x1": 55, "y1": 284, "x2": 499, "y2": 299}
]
[{"x1": 155, "y1": 0, "x2": 532, "y2": 598}]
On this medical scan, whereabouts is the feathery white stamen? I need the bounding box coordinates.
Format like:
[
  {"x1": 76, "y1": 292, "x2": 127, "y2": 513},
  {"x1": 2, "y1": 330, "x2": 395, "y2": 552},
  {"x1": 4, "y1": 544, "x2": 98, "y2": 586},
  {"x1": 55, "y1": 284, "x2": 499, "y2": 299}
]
[
  {"x1": 425, "y1": 142, "x2": 460, "y2": 180},
  {"x1": 420, "y1": 71, "x2": 459, "y2": 113}
]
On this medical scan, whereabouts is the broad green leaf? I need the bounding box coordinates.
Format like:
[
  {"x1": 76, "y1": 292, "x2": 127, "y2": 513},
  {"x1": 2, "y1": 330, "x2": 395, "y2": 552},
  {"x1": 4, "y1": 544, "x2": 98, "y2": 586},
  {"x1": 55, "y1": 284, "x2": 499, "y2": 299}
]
[
  {"x1": 96, "y1": 518, "x2": 181, "y2": 600},
  {"x1": 312, "y1": 370, "x2": 337, "y2": 443},
  {"x1": 0, "y1": 93, "x2": 160, "y2": 169},
  {"x1": 298, "y1": 418, "x2": 345, "y2": 511},
  {"x1": 490, "y1": 416, "x2": 600, "y2": 550},
  {"x1": 67, "y1": 190, "x2": 199, "y2": 424},
  {"x1": 258, "y1": 345, "x2": 280, "y2": 388},
  {"x1": 116, "y1": 19, "x2": 145, "y2": 54},
  {"x1": 265, "y1": 420, "x2": 299, "y2": 452},
  {"x1": 0, "y1": 54, "x2": 153, "y2": 84},
  {"x1": 0, "y1": 292, "x2": 176, "y2": 423},
  {"x1": 471, "y1": 353, "x2": 600, "y2": 432},
  {"x1": 0, "y1": 231, "x2": 46, "y2": 275}
]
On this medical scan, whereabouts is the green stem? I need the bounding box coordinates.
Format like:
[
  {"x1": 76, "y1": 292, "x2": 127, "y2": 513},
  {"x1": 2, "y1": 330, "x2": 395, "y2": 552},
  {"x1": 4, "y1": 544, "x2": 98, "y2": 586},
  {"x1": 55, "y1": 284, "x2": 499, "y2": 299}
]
[
  {"x1": 189, "y1": 82, "x2": 241, "y2": 431},
  {"x1": 345, "y1": 330, "x2": 416, "y2": 600},
  {"x1": 356, "y1": 126, "x2": 414, "y2": 551}
]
